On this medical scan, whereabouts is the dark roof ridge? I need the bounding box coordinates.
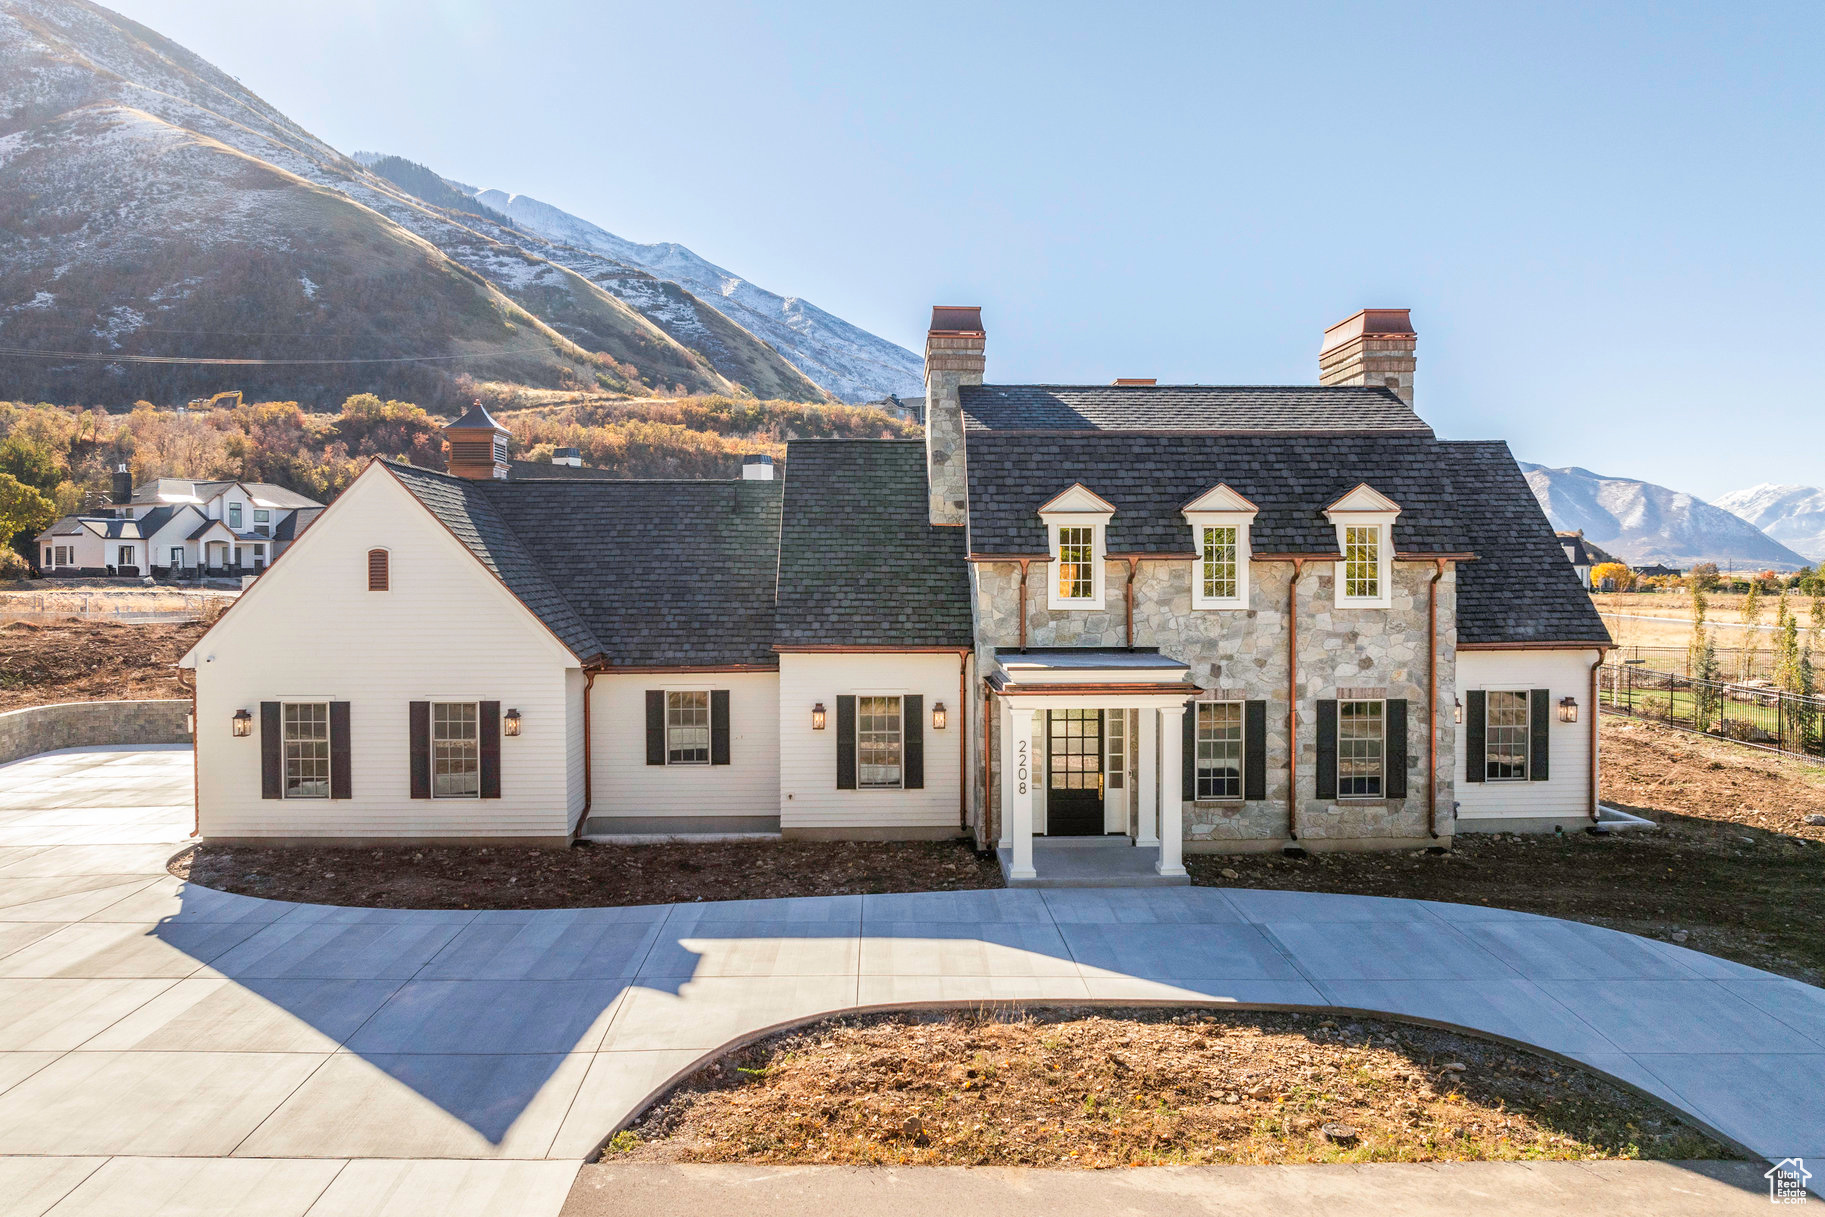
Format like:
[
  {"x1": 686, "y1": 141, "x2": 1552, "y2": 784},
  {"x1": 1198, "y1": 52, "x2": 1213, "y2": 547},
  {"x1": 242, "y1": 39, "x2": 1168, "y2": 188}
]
[{"x1": 977, "y1": 382, "x2": 1406, "y2": 395}]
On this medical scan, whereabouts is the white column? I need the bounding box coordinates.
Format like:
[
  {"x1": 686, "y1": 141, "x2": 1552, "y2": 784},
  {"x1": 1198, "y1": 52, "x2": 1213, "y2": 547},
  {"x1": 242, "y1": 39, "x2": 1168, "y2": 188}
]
[
  {"x1": 1008, "y1": 705, "x2": 1037, "y2": 880},
  {"x1": 996, "y1": 698, "x2": 1012, "y2": 848},
  {"x1": 1135, "y1": 705, "x2": 1159, "y2": 846},
  {"x1": 1156, "y1": 704, "x2": 1187, "y2": 876}
]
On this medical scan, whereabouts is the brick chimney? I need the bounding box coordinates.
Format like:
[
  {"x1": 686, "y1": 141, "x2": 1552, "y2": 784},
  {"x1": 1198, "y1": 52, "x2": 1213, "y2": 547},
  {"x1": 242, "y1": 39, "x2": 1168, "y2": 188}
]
[
  {"x1": 923, "y1": 306, "x2": 984, "y2": 525},
  {"x1": 1319, "y1": 309, "x2": 1416, "y2": 404},
  {"x1": 444, "y1": 403, "x2": 510, "y2": 480},
  {"x1": 111, "y1": 463, "x2": 132, "y2": 507}
]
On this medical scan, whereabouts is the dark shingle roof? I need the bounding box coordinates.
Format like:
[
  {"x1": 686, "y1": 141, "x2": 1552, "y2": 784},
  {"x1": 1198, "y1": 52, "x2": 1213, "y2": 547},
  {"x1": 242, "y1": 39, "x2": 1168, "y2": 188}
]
[
  {"x1": 384, "y1": 463, "x2": 605, "y2": 662},
  {"x1": 1444, "y1": 442, "x2": 1612, "y2": 647},
  {"x1": 775, "y1": 441, "x2": 973, "y2": 649},
  {"x1": 960, "y1": 385, "x2": 1432, "y2": 434},
  {"x1": 476, "y1": 475, "x2": 783, "y2": 668},
  {"x1": 964, "y1": 432, "x2": 1471, "y2": 557}
]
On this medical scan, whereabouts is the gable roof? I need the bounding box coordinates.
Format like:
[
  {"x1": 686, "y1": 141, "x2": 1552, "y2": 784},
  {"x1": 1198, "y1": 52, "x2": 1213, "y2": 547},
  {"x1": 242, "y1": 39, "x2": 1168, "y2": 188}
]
[
  {"x1": 382, "y1": 463, "x2": 605, "y2": 663},
  {"x1": 775, "y1": 441, "x2": 973, "y2": 650},
  {"x1": 960, "y1": 384, "x2": 1432, "y2": 435}
]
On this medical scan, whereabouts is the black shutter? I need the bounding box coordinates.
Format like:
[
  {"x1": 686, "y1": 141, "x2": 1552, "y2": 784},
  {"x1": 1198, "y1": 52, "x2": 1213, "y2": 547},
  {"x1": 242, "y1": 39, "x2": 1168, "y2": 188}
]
[
  {"x1": 836, "y1": 695, "x2": 857, "y2": 790},
  {"x1": 1315, "y1": 699, "x2": 1338, "y2": 800},
  {"x1": 1182, "y1": 700, "x2": 1197, "y2": 801},
  {"x1": 409, "y1": 701, "x2": 431, "y2": 798},
  {"x1": 1530, "y1": 689, "x2": 1551, "y2": 781},
  {"x1": 1464, "y1": 690, "x2": 1486, "y2": 783},
  {"x1": 479, "y1": 700, "x2": 501, "y2": 798},
  {"x1": 710, "y1": 690, "x2": 731, "y2": 766},
  {"x1": 260, "y1": 701, "x2": 282, "y2": 800},
  {"x1": 1385, "y1": 698, "x2": 1408, "y2": 799},
  {"x1": 645, "y1": 691, "x2": 665, "y2": 766},
  {"x1": 1244, "y1": 700, "x2": 1267, "y2": 801},
  {"x1": 903, "y1": 694, "x2": 924, "y2": 789},
  {"x1": 329, "y1": 701, "x2": 352, "y2": 800}
]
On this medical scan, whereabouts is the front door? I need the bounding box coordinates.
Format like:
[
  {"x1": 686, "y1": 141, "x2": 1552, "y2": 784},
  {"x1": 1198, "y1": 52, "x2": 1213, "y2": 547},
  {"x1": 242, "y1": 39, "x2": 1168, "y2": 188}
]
[{"x1": 1046, "y1": 709, "x2": 1104, "y2": 835}]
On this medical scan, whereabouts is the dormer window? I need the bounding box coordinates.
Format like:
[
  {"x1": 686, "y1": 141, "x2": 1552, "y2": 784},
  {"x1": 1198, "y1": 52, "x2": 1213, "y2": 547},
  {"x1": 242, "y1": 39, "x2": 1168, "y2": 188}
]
[
  {"x1": 1038, "y1": 484, "x2": 1114, "y2": 610},
  {"x1": 1182, "y1": 483, "x2": 1257, "y2": 610},
  {"x1": 1325, "y1": 484, "x2": 1400, "y2": 609}
]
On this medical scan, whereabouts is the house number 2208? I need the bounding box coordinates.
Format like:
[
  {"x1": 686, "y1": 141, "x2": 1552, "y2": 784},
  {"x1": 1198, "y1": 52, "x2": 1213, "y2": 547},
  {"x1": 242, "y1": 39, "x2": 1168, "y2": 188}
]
[{"x1": 1016, "y1": 739, "x2": 1029, "y2": 795}]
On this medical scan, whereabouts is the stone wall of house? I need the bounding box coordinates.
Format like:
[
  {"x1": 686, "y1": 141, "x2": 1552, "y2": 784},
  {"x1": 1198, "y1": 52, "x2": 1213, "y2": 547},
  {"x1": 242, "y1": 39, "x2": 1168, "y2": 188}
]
[
  {"x1": 0, "y1": 699, "x2": 192, "y2": 767},
  {"x1": 971, "y1": 558, "x2": 1457, "y2": 850}
]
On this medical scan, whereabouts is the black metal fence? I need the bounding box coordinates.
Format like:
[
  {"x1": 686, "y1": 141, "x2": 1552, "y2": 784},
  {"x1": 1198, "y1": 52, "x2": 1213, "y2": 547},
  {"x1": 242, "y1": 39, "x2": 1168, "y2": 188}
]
[{"x1": 1599, "y1": 662, "x2": 1825, "y2": 760}]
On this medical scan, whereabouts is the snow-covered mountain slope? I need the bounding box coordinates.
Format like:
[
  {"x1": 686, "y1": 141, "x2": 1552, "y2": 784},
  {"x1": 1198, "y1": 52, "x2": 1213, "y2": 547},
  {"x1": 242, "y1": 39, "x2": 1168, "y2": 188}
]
[
  {"x1": 1520, "y1": 464, "x2": 1810, "y2": 571},
  {"x1": 0, "y1": 0, "x2": 837, "y2": 405},
  {"x1": 1713, "y1": 484, "x2": 1825, "y2": 563},
  {"x1": 471, "y1": 188, "x2": 923, "y2": 403}
]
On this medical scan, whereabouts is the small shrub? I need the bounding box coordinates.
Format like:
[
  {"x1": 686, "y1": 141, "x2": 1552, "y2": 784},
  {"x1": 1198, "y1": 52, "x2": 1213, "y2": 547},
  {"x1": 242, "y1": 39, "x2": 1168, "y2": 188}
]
[
  {"x1": 0, "y1": 550, "x2": 30, "y2": 579},
  {"x1": 1638, "y1": 695, "x2": 1671, "y2": 722}
]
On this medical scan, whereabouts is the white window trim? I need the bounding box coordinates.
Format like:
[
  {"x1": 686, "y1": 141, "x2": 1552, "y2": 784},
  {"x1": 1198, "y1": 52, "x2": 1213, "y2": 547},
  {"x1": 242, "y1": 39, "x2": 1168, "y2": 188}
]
[
  {"x1": 1481, "y1": 686, "x2": 1532, "y2": 784},
  {"x1": 663, "y1": 689, "x2": 713, "y2": 767},
  {"x1": 281, "y1": 699, "x2": 332, "y2": 801},
  {"x1": 855, "y1": 692, "x2": 906, "y2": 791},
  {"x1": 1044, "y1": 514, "x2": 1109, "y2": 610},
  {"x1": 1186, "y1": 513, "x2": 1254, "y2": 609},
  {"x1": 1335, "y1": 697, "x2": 1387, "y2": 802},
  {"x1": 429, "y1": 699, "x2": 481, "y2": 800},
  {"x1": 1193, "y1": 699, "x2": 1246, "y2": 802},
  {"x1": 1328, "y1": 514, "x2": 1394, "y2": 609}
]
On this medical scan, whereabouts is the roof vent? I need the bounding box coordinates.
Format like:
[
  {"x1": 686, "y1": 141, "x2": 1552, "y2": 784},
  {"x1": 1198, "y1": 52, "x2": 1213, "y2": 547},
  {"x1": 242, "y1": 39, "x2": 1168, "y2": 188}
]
[
  {"x1": 1112, "y1": 378, "x2": 1156, "y2": 386},
  {"x1": 741, "y1": 454, "x2": 775, "y2": 481}
]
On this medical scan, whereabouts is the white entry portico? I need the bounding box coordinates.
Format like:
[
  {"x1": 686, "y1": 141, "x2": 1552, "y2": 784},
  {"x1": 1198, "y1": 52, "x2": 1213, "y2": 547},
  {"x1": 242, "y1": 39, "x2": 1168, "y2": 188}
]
[{"x1": 990, "y1": 649, "x2": 1195, "y2": 884}]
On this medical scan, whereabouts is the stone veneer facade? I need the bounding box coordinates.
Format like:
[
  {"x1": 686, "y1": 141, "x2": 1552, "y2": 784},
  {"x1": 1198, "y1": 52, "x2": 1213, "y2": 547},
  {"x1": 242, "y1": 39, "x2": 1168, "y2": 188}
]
[{"x1": 970, "y1": 557, "x2": 1457, "y2": 852}]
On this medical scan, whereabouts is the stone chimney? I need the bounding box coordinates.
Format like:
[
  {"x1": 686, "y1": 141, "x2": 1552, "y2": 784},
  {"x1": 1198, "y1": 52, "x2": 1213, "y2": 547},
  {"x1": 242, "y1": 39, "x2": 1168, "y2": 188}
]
[
  {"x1": 923, "y1": 306, "x2": 984, "y2": 525},
  {"x1": 111, "y1": 464, "x2": 132, "y2": 507},
  {"x1": 444, "y1": 403, "x2": 511, "y2": 480},
  {"x1": 740, "y1": 454, "x2": 774, "y2": 481},
  {"x1": 1319, "y1": 309, "x2": 1416, "y2": 404},
  {"x1": 551, "y1": 447, "x2": 582, "y2": 467}
]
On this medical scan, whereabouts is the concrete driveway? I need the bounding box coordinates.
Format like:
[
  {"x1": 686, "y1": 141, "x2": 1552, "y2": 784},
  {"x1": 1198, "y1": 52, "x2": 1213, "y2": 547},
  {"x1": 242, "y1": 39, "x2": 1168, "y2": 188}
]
[{"x1": 0, "y1": 745, "x2": 1822, "y2": 1216}]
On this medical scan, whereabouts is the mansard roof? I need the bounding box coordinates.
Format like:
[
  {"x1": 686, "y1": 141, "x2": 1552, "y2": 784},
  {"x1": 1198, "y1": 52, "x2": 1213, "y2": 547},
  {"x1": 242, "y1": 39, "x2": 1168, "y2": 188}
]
[
  {"x1": 775, "y1": 441, "x2": 974, "y2": 650},
  {"x1": 960, "y1": 384, "x2": 1432, "y2": 435}
]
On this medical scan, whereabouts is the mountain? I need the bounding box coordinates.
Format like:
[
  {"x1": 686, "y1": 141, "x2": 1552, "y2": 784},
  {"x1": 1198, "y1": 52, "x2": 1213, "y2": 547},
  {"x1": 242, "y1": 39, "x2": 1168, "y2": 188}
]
[
  {"x1": 0, "y1": 0, "x2": 878, "y2": 407},
  {"x1": 1711, "y1": 485, "x2": 1825, "y2": 564},
  {"x1": 1520, "y1": 463, "x2": 1811, "y2": 572},
  {"x1": 465, "y1": 187, "x2": 924, "y2": 403}
]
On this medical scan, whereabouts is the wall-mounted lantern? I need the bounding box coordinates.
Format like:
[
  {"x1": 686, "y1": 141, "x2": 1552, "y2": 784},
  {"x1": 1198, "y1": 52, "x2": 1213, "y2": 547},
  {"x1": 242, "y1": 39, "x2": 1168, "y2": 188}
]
[
  {"x1": 231, "y1": 708, "x2": 253, "y2": 737},
  {"x1": 932, "y1": 701, "x2": 948, "y2": 730},
  {"x1": 185, "y1": 711, "x2": 196, "y2": 735},
  {"x1": 504, "y1": 708, "x2": 522, "y2": 737},
  {"x1": 811, "y1": 702, "x2": 827, "y2": 731},
  {"x1": 1559, "y1": 696, "x2": 1579, "y2": 723},
  {"x1": 1453, "y1": 697, "x2": 1463, "y2": 724}
]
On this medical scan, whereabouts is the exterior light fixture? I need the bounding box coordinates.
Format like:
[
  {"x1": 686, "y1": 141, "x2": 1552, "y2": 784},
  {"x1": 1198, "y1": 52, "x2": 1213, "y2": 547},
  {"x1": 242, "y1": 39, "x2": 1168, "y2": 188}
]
[
  {"x1": 1453, "y1": 697, "x2": 1463, "y2": 724},
  {"x1": 811, "y1": 702, "x2": 827, "y2": 731},
  {"x1": 504, "y1": 708, "x2": 522, "y2": 736},
  {"x1": 231, "y1": 709, "x2": 253, "y2": 737},
  {"x1": 185, "y1": 711, "x2": 196, "y2": 735},
  {"x1": 932, "y1": 701, "x2": 947, "y2": 730},
  {"x1": 1559, "y1": 696, "x2": 1579, "y2": 723}
]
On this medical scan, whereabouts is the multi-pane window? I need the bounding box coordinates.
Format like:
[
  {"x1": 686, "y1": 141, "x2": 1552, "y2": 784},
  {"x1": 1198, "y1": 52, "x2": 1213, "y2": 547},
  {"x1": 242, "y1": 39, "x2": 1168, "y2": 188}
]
[
  {"x1": 228, "y1": 503, "x2": 243, "y2": 530},
  {"x1": 665, "y1": 691, "x2": 710, "y2": 765},
  {"x1": 857, "y1": 695, "x2": 903, "y2": 789},
  {"x1": 432, "y1": 702, "x2": 479, "y2": 797},
  {"x1": 1201, "y1": 526, "x2": 1239, "y2": 601},
  {"x1": 1485, "y1": 690, "x2": 1530, "y2": 781},
  {"x1": 1196, "y1": 702, "x2": 1244, "y2": 800},
  {"x1": 1337, "y1": 700, "x2": 1385, "y2": 799},
  {"x1": 283, "y1": 702, "x2": 330, "y2": 799},
  {"x1": 1056, "y1": 526, "x2": 1095, "y2": 600},
  {"x1": 1343, "y1": 526, "x2": 1380, "y2": 600},
  {"x1": 1106, "y1": 707, "x2": 1125, "y2": 791}
]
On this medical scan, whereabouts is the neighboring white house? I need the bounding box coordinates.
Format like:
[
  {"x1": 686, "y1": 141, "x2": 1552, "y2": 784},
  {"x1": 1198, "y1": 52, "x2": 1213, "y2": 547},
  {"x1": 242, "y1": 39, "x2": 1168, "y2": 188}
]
[
  {"x1": 182, "y1": 307, "x2": 1611, "y2": 879},
  {"x1": 34, "y1": 467, "x2": 322, "y2": 577},
  {"x1": 1557, "y1": 531, "x2": 1595, "y2": 589}
]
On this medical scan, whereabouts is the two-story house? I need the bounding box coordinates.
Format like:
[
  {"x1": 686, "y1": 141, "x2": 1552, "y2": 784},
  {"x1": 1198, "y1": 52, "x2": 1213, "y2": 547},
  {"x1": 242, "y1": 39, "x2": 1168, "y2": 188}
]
[
  {"x1": 181, "y1": 308, "x2": 1609, "y2": 884},
  {"x1": 35, "y1": 467, "x2": 322, "y2": 578}
]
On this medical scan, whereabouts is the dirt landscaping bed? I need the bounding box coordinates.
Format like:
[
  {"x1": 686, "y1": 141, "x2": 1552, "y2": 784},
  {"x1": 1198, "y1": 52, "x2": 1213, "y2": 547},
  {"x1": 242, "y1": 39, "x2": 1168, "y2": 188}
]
[
  {"x1": 606, "y1": 1007, "x2": 1734, "y2": 1167},
  {"x1": 1189, "y1": 716, "x2": 1825, "y2": 984},
  {"x1": 0, "y1": 619, "x2": 207, "y2": 713},
  {"x1": 170, "y1": 837, "x2": 1002, "y2": 909}
]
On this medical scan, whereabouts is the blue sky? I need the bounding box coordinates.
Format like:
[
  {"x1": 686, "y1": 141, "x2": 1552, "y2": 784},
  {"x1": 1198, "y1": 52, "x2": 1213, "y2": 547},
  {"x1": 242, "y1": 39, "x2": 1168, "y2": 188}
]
[{"x1": 107, "y1": 0, "x2": 1823, "y2": 499}]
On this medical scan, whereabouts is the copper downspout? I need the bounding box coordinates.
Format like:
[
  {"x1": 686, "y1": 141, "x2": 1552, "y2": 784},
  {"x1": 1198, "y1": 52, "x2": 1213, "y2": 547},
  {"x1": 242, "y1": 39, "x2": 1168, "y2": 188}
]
[
  {"x1": 1427, "y1": 559, "x2": 1445, "y2": 838},
  {"x1": 1016, "y1": 559, "x2": 1032, "y2": 651},
  {"x1": 572, "y1": 668, "x2": 600, "y2": 841},
  {"x1": 1124, "y1": 556, "x2": 1139, "y2": 649},
  {"x1": 959, "y1": 651, "x2": 969, "y2": 832},
  {"x1": 1588, "y1": 651, "x2": 1605, "y2": 822},
  {"x1": 982, "y1": 683, "x2": 995, "y2": 847},
  {"x1": 1286, "y1": 558, "x2": 1304, "y2": 842}
]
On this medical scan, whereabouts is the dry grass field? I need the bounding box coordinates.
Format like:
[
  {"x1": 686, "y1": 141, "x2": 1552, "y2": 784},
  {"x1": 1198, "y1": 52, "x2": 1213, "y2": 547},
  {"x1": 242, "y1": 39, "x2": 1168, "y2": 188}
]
[{"x1": 1593, "y1": 590, "x2": 1823, "y2": 676}]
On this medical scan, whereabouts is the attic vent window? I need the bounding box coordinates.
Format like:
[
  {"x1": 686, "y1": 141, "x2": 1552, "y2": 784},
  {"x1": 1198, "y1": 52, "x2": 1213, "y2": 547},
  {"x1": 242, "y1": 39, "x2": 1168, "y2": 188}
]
[{"x1": 367, "y1": 548, "x2": 389, "y2": 591}]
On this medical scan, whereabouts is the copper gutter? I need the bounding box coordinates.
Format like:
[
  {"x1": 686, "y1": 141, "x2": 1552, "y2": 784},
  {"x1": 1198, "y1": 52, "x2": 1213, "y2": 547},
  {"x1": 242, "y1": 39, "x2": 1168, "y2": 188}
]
[
  {"x1": 1286, "y1": 558, "x2": 1305, "y2": 841},
  {"x1": 1459, "y1": 641, "x2": 1607, "y2": 651},
  {"x1": 608, "y1": 663, "x2": 777, "y2": 672},
  {"x1": 1017, "y1": 559, "x2": 1032, "y2": 651},
  {"x1": 998, "y1": 682, "x2": 1199, "y2": 697},
  {"x1": 1427, "y1": 559, "x2": 1445, "y2": 838},
  {"x1": 773, "y1": 646, "x2": 967, "y2": 654}
]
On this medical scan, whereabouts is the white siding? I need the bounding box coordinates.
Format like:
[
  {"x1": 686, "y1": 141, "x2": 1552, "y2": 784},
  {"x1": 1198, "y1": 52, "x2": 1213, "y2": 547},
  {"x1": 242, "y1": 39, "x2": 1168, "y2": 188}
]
[
  {"x1": 1454, "y1": 648, "x2": 1601, "y2": 822},
  {"x1": 565, "y1": 668, "x2": 587, "y2": 830},
  {"x1": 779, "y1": 652, "x2": 964, "y2": 834},
  {"x1": 188, "y1": 464, "x2": 581, "y2": 841},
  {"x1": 589, "y1": 672, "x2": 780, "y2": 822}
]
